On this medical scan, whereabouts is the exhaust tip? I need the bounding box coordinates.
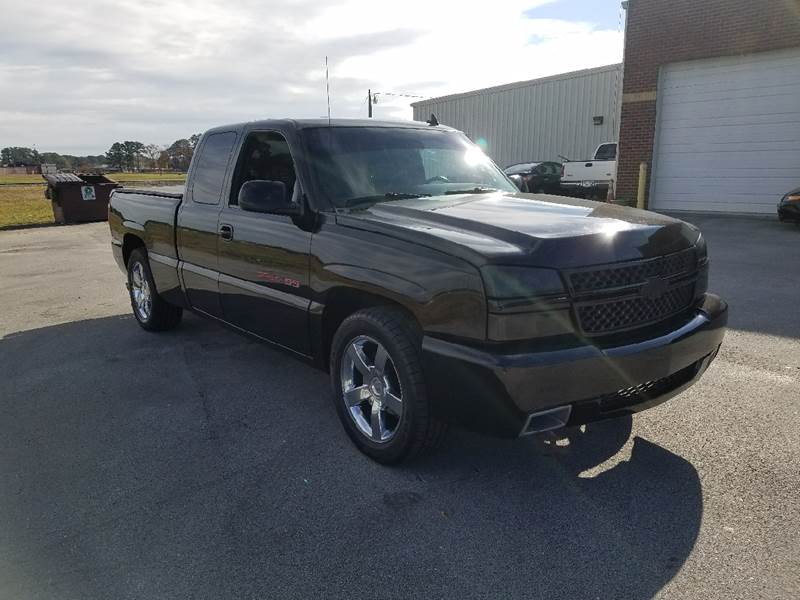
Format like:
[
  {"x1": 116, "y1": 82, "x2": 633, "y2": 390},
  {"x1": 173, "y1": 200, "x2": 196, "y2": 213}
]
[{"x1": 519, "y1": 405, "x2": 572, "y2": 436}]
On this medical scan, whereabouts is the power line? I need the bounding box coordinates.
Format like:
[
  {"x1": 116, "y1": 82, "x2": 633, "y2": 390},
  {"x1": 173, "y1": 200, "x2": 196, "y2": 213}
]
[
  {"x1": 372, "y1": 91, "x2": 426, "y2": 99},
  {"x1": 367, "y1": 90, "x2": 427, "y2": 117}
]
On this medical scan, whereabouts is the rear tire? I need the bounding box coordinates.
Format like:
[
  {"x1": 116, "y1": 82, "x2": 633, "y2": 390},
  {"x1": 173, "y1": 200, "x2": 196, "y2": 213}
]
[
  {"x1": 330, "y1": 307, "x2": 446, "y2": 464},
  {"x1": 127, "y1": 248, "x2": 182, "y2": 331}
]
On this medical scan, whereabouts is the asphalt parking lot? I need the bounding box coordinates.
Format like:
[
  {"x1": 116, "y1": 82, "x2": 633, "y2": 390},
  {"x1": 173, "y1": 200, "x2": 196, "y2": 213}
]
[{"x1": 1, "y1": 215, "x2": 798, "y2": 599}]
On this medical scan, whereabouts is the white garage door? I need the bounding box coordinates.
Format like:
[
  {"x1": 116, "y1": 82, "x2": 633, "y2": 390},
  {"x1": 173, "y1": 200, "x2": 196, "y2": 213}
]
[{"x1": 651, "y1": 48, "x2": 800, "y2": 213}]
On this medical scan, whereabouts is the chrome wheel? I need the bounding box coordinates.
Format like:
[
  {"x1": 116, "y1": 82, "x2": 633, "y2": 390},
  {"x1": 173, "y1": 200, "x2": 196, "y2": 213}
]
[
  {"x1": 130, "y1": 261, "x2": 152, "y2": 321},
  {"x1": 340, "y1": 335, "x2": 403, "y2": 443}
]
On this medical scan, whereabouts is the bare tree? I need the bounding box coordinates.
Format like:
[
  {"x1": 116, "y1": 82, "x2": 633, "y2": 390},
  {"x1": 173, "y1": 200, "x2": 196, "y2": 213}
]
[
  {"x1": 143, "y1": 144, "x2": 163, "y2": 172},
  {"x1": 157, "y1": 150, "x2": 170, "y2": 172}
]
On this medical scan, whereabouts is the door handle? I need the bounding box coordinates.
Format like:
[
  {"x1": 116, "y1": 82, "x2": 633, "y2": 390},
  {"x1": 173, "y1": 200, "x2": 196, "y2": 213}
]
[
  {"x1": 219, "y1": 223, "x2": 234, "y2": 241},
  {"x1": 585, "y1": 162, "x2": 593, "y2": 167}
]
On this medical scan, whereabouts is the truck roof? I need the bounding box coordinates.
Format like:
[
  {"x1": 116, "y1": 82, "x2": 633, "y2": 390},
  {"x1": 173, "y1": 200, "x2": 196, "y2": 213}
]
[{"x1": 203, "y1": 118, "x2": 457, "y2": 136}]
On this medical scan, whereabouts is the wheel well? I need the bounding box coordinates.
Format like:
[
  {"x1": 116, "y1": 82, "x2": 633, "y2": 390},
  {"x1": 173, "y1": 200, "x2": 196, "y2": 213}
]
[
  {"x1": 321, "y1": 288, "x2": 416, "y2": 370},
  {"x1": 122, "y1": 234, "x2": 145, "y2": 267}
]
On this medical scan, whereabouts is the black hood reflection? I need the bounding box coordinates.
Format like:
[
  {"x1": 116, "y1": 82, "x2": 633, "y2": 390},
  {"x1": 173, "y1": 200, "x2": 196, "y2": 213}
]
[{"x1": 342, "y1": 191, "x2": 699, "y2": 268}]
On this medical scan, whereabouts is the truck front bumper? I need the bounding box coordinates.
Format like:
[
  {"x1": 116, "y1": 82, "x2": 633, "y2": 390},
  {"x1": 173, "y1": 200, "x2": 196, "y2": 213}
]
[{"x1": 421, "y1": 294, "x2": 727, "y2": 437}]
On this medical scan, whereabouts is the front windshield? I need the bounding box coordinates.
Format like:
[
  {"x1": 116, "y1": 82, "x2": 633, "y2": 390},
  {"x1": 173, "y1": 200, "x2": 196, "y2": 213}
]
[{"x1": 302, "y1": 126, "x2": 517, "y2": 208}]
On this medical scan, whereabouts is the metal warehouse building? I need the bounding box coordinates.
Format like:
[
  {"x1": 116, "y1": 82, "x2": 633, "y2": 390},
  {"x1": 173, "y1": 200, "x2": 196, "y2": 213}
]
[{"x1": 411, "y1": 64, "x2": 622, "y2": 169}]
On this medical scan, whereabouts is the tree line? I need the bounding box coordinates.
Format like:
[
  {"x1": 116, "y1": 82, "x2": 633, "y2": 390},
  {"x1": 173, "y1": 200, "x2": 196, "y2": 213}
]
[
  {"x1": 0, "y1": 147, "x2": 105, "y2": 171},
  {"x1": 104, "y1": 135, "x2": 201, "y2": 172},
  {"x1": 1, "y1": 133, "x2": 202, "y2": 173}
]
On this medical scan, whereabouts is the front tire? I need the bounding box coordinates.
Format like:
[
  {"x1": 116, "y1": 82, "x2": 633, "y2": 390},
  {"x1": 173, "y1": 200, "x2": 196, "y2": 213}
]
[
  {"x1": 127, "y1": 248, "x2": 182, "y2": 331},
  {"x1": 330, "y1": 307, "x2": 446, "y2": 464}
]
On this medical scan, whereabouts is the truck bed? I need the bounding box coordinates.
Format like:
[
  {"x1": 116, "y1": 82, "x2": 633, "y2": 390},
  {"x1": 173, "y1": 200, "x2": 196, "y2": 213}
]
[
  {"x1": 108, "y1": 185, "x2": 184, "y2": 265},
  {"x1": 114, "y1": 184, "x2": 185, "y2": 198}
]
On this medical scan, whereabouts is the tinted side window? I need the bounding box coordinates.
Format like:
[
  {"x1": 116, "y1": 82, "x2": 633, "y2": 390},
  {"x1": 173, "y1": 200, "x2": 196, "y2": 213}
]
[
  {"x1": 230, "y1": 131, "x2": 298, "y2": 205},
  {"x1": 191, "y1": 132, "x2": 237, "y2": 205}
]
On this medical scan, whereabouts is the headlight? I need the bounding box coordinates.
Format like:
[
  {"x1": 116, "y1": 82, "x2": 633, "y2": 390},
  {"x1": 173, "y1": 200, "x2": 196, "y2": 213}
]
[
  {"x1": 481, "y1": 266, "x2": 565, "y2": 300},
  {"x1": 481, "y1": 266, "x2": 571, "y2": 341},
  {"x1": 785, "y1": 194, "x2": 800, "y2": 203},
  {"x1": 695, "y1": 233, "x2": 708, "y2": 264},
  {"x1": 694, "y1": 233, "x2": 709, "y2": 296}
]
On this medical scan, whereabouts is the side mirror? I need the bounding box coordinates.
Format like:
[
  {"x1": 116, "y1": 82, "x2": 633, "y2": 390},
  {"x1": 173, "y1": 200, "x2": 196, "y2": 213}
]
[
  {"x1": 238, "y1": 180, "x2": 300, "y2": 215},
  {"x1": 508, "y1": 174, "x2": 527, "y2": 192}
]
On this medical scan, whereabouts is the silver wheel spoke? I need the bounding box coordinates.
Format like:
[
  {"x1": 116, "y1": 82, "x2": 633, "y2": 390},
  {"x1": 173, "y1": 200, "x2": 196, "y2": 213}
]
[
  {"x1": 370, "y1": 402, "x2": 383, "y2": 440},
  {"x1": 344, "y1": 385, "x2": 370, "y2": 406},
  {"x1": 340, "y1": 335, "x2": 403, "y2": 444},
  {"x1": 130, "y1": 262, "x2": 152, "y2": 320},
  {"x1": 347, "y1": 344, "x2": 371, "y2": 376},
  {"x1": 383, "y1": 392, "x2": 402, "y2": 417},
  {"x1": 374, "y1": 345, "x2": 389, "y2": 376}
]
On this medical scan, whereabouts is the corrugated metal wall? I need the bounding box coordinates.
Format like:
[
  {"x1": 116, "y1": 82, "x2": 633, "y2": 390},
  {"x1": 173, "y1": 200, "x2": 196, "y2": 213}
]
[{"x1": 412, "y1": 64, "x2": 622, "y2": 168}]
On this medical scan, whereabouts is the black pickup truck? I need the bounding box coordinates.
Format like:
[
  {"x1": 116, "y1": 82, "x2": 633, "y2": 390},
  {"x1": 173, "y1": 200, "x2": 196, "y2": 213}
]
[{"x1": 109, "y1": 119, "x2": 727, "y2": 463}]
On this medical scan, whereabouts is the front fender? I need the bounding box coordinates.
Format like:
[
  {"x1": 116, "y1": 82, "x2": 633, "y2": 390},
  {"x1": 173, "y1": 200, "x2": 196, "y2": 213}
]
[{"x1": 311, "y1": 224, "x2": 487, "y2": 342}]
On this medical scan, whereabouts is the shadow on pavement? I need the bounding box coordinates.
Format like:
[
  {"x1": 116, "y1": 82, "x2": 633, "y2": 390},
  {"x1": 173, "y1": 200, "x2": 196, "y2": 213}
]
[{"x1": 0, "y1": 315, "x2": 702, "y2": 599}]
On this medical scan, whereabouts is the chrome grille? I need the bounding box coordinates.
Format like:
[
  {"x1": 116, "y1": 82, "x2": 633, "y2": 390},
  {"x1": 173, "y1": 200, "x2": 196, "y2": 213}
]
[{"x1": 569, "y1": 248, "x2": 696, "y2": 293}]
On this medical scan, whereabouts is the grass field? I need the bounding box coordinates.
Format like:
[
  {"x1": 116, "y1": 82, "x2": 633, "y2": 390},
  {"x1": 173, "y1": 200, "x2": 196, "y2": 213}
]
[
  {"x1": 0, "y1": 173, "x2": 187, "y2": 228},
  {"x1": 0, "y1": 172, "x2": 187, "y2": 185},
  {"x1": 0, "y1": 172, "x2": 189, "y2": 228},
  {"x1": 0, "y1": 186, "x2": 53, "y2": 228}
]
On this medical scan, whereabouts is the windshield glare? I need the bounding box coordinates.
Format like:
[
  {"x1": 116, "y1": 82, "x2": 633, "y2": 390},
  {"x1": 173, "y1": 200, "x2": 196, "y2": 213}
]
[{"x1": 302, "y1": 127, "x2": 517, "y2": 207}]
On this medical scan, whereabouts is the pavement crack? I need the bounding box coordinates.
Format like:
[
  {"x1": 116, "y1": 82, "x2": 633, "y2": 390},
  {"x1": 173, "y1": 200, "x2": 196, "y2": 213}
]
[{"x1": 181, "y1": 342, "x2": 220, "y2": 441}]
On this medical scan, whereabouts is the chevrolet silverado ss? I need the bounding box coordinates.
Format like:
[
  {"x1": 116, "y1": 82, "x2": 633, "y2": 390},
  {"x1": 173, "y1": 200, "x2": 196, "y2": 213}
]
[{"x1": 109, "y1": 119, "x2": 727, "y2": 463}]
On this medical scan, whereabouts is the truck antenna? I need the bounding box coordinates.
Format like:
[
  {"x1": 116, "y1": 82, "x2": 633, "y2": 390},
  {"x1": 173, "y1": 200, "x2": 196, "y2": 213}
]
[{"x1": 325, "y1": 56, "x2": 331, "y2": 126}]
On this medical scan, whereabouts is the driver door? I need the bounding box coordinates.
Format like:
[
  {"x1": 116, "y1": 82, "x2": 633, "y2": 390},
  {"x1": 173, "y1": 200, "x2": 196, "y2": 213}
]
[{"x1": 217, "y1": 130, "x2": 312, "y2": 355}]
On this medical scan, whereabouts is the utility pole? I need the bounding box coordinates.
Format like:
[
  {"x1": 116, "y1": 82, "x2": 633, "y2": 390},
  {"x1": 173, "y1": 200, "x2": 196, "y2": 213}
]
[{"x1": 368, "y1": 89, "x2": 372, "y2": 118}]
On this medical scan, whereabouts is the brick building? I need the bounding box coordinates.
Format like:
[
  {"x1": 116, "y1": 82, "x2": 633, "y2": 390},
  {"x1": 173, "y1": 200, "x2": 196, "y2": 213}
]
[{"x1": 617, "y1": 0, "x2": 800, "y2": 213}]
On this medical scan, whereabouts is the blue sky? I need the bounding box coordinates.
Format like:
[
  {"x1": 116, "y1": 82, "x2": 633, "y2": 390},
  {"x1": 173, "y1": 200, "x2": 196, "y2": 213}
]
[
  {"x1": 0, "y1": 0, "x2": 625, "y2": 154},
  {"x1": 525, "y1": 0, "x2": 624, "y2": 31}
]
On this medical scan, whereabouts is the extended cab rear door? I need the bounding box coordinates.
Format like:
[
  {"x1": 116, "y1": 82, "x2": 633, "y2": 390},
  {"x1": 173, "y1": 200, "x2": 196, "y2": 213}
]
[
  {"x1": 176, "y1": 130, "x2": 239, "y2": 318},
  {"x1": 216, "y1": 129, "x2": 312, "y2": 355}
]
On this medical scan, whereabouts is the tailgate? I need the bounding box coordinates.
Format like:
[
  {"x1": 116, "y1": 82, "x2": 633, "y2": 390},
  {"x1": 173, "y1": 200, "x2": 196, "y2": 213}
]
[{"x1": 562, "y1": 161, "x2": 613, "y2": 183}]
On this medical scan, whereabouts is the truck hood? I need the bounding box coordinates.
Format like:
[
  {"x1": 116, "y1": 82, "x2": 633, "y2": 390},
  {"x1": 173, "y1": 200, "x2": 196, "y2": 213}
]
[{"x1": 337, "y1": 191, "x2": 698, "y2": 268}]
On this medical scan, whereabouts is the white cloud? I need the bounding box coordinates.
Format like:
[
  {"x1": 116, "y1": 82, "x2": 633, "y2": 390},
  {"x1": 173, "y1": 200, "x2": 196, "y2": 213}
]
[{"x1": 0, "y1": 0, "x2": 622, "y2": 154}]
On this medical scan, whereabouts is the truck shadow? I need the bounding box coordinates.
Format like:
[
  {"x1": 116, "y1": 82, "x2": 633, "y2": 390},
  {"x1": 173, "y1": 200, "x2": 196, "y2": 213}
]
[{"x1": 0, "y1": 314, "x2": 701, "y2": 599}]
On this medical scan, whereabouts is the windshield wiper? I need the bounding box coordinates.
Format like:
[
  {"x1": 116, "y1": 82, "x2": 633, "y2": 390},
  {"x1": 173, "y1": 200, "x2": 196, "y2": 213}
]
[
  {"x1": 443, "y1": 187, "x2": 498, "y2": 195},
  {"x1": 344, "y1": 192, "x2": 431, "y2": 210}
]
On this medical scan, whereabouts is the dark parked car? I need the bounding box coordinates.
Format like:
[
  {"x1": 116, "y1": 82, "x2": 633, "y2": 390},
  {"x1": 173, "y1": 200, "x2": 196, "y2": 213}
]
[
  {"x1": 777, "y1": 187, "x2": 800, "y2": 224},
  {"x1": 109, "y1": 118, "x2": 727, "y2": 463},
  {"x1": 503, "y1": 161, "x2": 562, "y2": 193}
]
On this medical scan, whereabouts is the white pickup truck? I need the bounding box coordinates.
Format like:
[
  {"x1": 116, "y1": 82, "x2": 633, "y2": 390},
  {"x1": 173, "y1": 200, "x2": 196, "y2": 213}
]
[{"x1": 560, "y1": 142, "x2": 617, "y2": 199}]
